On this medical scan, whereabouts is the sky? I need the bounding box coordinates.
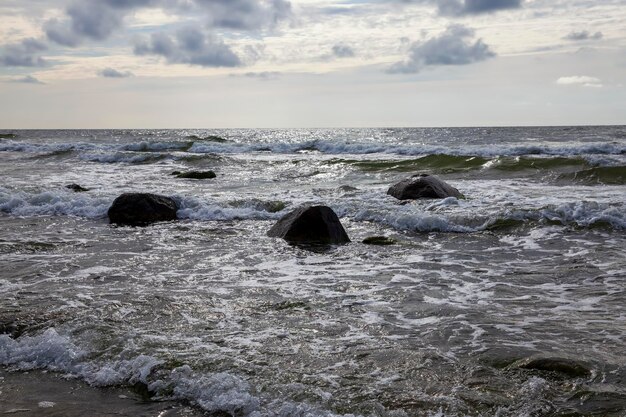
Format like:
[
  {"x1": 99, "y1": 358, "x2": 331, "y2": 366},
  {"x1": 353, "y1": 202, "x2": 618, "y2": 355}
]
[{"x1": 0, "y1": 0, "x2": 625, "y2": 128}]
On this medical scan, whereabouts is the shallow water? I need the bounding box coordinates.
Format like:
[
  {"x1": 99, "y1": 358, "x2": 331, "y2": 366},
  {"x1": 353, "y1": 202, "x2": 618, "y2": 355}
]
[{"x1": 1, "y1": 127, "x2": 625, "y2": 416}]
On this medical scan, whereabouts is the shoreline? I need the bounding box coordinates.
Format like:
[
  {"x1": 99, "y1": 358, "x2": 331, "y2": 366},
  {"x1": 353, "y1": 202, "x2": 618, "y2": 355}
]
[{"x1": 0, "y1": 369, "x2": 205, "y2": 417}]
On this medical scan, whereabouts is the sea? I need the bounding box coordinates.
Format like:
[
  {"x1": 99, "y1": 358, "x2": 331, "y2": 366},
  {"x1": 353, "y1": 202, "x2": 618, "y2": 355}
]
[{"x1": 1, "y1": 126, "x2": 625, "y2": 416}]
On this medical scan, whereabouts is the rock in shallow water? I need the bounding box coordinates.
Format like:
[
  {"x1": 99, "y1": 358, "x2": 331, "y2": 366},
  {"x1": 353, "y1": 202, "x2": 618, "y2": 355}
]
[
  {"x1": 175, "y1": 171, "x2": 216, "y2": 179},
  {"x1": 510, "y1": 356, "x2": 592, "y2": 378},
  {"x1": 66, "y1": 183, "x2": 89, "y2": 192},
  {"x1": 387, "y1": 174, "x2": 463, "y2": 200},
  {"x1": 267, "y1": 205, "x2": 350, "y2": 244},
  {"x1": 108, "y1": 193, "x2": 178, "y2": 226},
  {"x1": 362, "y1": 236, "x2": 397, "y2": 245}
]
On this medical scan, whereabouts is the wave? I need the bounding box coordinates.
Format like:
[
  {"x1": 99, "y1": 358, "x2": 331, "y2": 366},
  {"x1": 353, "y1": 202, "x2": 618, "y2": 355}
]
[
  {"x1": 119, "y1": 141, "x2": 194, "y2": 152},
  {"x1": 0, "y1": 141, "x2": 97, "y2": 154},
  {"x1": 1, "y1": 188, "x2": 623, "y2": 232},
  {"x1": 175, "y1": 196, "x2": 287, "y2": 221},
  {"x1": 0, "y1": 190, "x2": 287, "y2": 221},
  {"x1": 185, "y1": 134, "x2": 229, "y2": 143},
  {"x1": 557, "y1": 166, "x2": 626, "y2": 185},
  {"x1": 80, "y1": 152, "x2": 170, "y2": 164},
  {"x1": 346, "y1": 201, "x2": 626, "y2": 232},
  {"x1": 2, "y1": 137, "x2": 625, "y2": 161},
  {"x1": 329, "y1": 155, "x2": 490, "y2": 173},
  {"x1": 189, "y1": 140, "x2": 626, "y2": 157},
  {"x1": 0, "y1": 328, "x2": 360, "y2": 417},
  {"x1": 0, "y1": 189, "x2": 111, "y2": 218},
  {"x1": 0, "y1": 133, "x2": 18, "y2": 139},
  {"x1": 330, "y1": 155, "x2": 625, "y2": 184}
]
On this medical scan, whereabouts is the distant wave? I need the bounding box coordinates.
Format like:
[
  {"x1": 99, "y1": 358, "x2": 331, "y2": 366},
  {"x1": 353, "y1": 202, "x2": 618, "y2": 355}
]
[
  {"x1": 329, "y1": 155, "x2": 626, "y2": 184},
  {"x1": 79, "y1": 152, "x2": 170, "y2": 164},
  {"x1": 2, "y1": 138, "x2": 625, "y2": 160},
  {"x1": 119, "y1": 141, "x2": 195, "y2": 152},
  {"x1": 189, "y1": 140, "x2": 626, "y2": 157}
]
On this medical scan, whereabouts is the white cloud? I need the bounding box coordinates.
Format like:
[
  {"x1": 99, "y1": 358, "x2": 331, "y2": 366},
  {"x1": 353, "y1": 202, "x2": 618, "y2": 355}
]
[{"x1": 556, "y1": 75, "x2": 603, "y2": 88}]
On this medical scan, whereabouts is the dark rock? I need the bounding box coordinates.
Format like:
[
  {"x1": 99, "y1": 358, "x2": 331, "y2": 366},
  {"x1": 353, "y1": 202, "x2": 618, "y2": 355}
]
[
  {"x1": 510, "y1": 357, "x2": 592, "y2": 378},
  {"x1": 263, "y1": 201, "x2": 286, "y2": 213},
  {"x1": 170, "y1": 171, "x2": 181, "y2": 176},
  {"x1": 66, "y1": 183, "x2": 89, "y2": 192},
  {"x1": 338, "y1": 185, "x2": 358, "y2": 193},
  {"x1": 267, "y1": 205, "x2": 350, "y2": 244},
  {"x1": 0, "y1": 320, "x2": 28, "y2": 338},
  {"x1": 362, "y1": 236, "x2": 397, "y2": 245},
  {"x1": 175, "y1": 171, "x2": 216, "y2": 179},
  {"x1": 108, "y1": 193, "x2": 178, "y2": 226},
  {"x1": 387, "y1": 174, "x2": 463, "y2": 200}
]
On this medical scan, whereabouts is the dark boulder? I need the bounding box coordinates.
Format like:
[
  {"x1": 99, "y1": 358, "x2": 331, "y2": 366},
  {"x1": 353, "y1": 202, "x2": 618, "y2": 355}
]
[
  {"x1": 108, "y1": 193, "x2": 178, "y2": 226},
  {"x1": 387, "y1": 174, "x2": 463, "y2": 200},
  {"x1": 338, "y1": 185, "x2": 358, "y2": 193},
  {"x1": 66, "y1": 183, "x2": 89, "y2": 192},
  {"x1": 267, "y1": 205, "x2": 350, "y2": 244},
  {"x1": 362, "y1": 236, "x2": 396, "y2": 245},
  {"x1": 175, "y1": 171, "x2": 216, "y2": 179}
]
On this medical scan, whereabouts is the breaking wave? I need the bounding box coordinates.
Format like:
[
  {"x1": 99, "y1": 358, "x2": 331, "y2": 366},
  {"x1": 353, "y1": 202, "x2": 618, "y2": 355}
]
[{"x1": 0, "y1": 328, "x2": 361, "y2": 417}]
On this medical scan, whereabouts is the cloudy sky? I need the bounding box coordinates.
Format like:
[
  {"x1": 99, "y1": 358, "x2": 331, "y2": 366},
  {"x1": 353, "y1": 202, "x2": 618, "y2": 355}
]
[{"x1": 1, "y1": 0, "x2": 625, "y2": 128}]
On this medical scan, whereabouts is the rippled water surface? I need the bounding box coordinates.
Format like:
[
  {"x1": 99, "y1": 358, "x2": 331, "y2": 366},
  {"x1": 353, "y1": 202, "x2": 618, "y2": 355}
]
[{"x1": 1, "y1": 127, "x2": 625, "y2": 416}]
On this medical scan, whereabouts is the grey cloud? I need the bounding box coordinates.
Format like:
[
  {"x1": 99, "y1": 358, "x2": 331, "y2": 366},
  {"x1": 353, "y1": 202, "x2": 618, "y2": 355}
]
[
  {"x1": 45, "y1": 0, "x2": 292, "y2": 48},
  {"x1": 194, "y1": 0, "x2": 292, "y2": 30},
  {"x1": 400, "y1": 0, "x2": 522, "y2": 16},
  {"x1": 45, "y1": 0, "x2": 125, "y2": 46},
  {"x1": 66, "y1": 1, "x2": 124, "y2": 40},
  {"x1": 0, "y1": 38, "x2": 47, "y2": 67},
  {"x1": 332, "y1": 44, "x2": 355, "y2": 58},
  {"x1": 564, "y1": 30, "x2": 603, "y2": 41},
  {"x1": 134, "y1": 27, "x2": 241, "y2": 67},
  {"x1": 44, "y1": 19, "x2": 80, "y2": 47},
  {"x1": 99, "y1": 67, "x2": 134, "y2": 78},
  {"x1": 236, "y1": 71, "x2": 281, "y2": 80},
  {"x1": 388, "y1": 25, "x2": 495, "y2": 74},
  {"x1": 10, "y1": 75, "x2": 45, "y2": 84},
  {"x1": 102, "y1": 0, "x2": 156, "y2": 9}
]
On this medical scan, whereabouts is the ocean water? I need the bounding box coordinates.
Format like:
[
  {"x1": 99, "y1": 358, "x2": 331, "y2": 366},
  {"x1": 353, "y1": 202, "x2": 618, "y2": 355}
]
[{"x1": 0, "y1": 126, "x2": 625, "y2": 416}]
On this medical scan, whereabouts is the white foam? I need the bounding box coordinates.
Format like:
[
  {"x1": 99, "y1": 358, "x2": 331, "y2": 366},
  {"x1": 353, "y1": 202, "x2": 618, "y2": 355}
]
[
  {"x1": 176, "y1": 196, "x2": 284, "y2": 221},
  {"x1": 0, "y1": 329, "x2": 362, "y2": 417},
  {"x1": 0, "y1": 189, "x2": 110, "y2": 218}
]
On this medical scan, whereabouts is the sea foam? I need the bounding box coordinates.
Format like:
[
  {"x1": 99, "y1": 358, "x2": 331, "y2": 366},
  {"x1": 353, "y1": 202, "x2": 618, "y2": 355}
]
[{"x1": 0, "y1": 329, "x2": 363, "y2": 417}]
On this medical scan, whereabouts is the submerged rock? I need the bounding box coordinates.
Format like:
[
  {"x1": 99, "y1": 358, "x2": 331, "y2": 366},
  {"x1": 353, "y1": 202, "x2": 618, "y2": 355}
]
[
  {"x1": 108, "y1": 193, "x2": 178, "y2": 226},
  {"x1": 230, "y1": 199, "x2": 286, "y2": 213},
  {"x1": 387, "y1": 174, "x2": 463, "y2": 200},
  {"x1": 510, "y1": 357, "x2": 592, "y2": 378},
  {"x1": 338, "y1": 185, "x2": 358, "y2": 193},
  {"x1": 65, "y1": 183, "x2": 89, "y2": 192},
  {"x1": 175, "y1": 171, "x2": 216, "y2": 179},
  {"x1": 362, "y1": 236, "x2": 397, "y2": 245},
  {"x1": 267, "y1": 205, "x2": 350, "y2": 244}
]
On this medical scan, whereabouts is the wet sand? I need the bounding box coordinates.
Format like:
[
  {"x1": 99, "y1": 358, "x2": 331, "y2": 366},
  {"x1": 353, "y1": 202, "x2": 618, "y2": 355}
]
[{"x1": 0, "y1": 370, "x2": 205, "y2": 417}]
